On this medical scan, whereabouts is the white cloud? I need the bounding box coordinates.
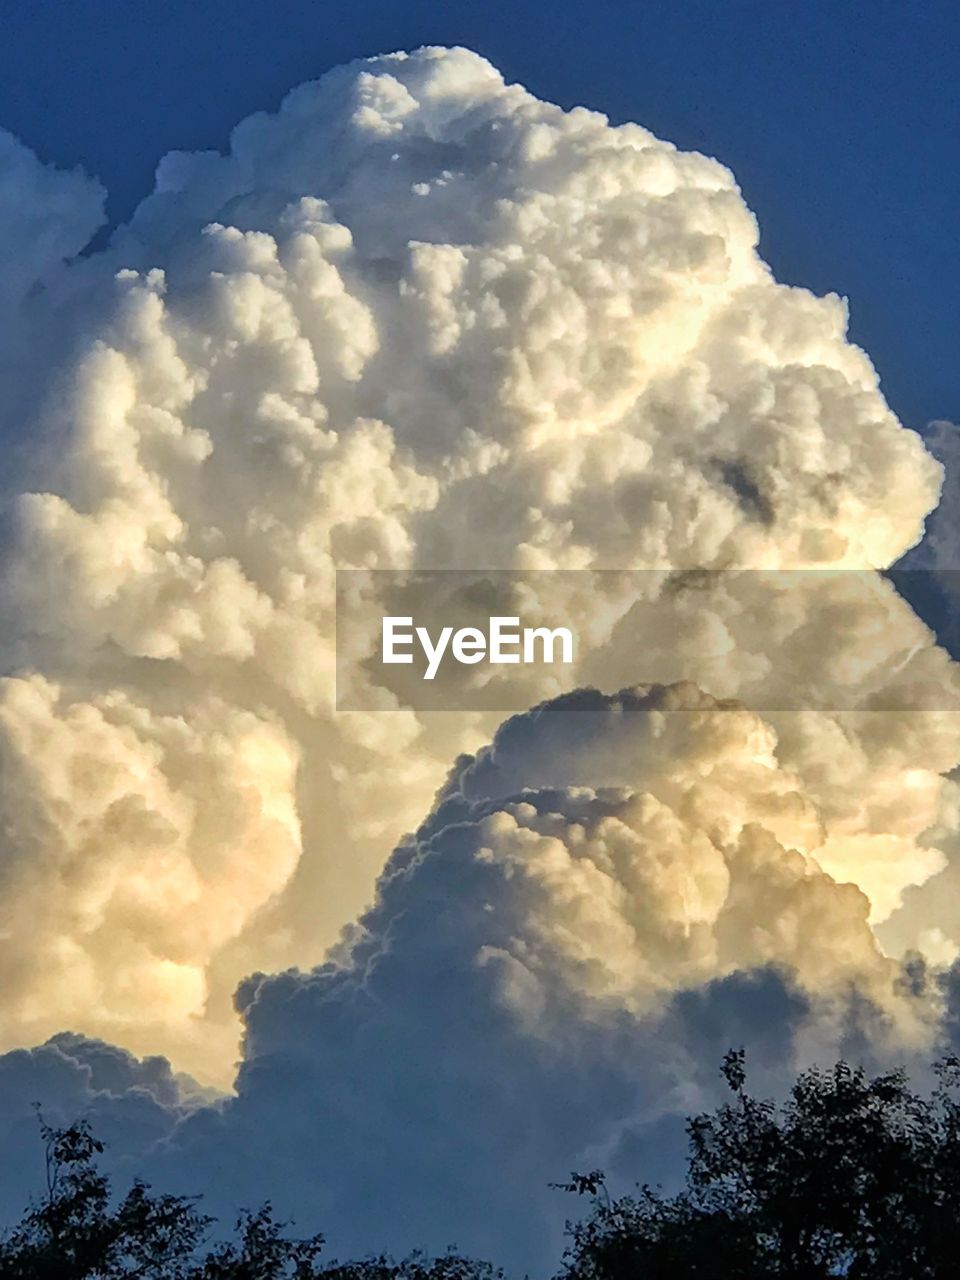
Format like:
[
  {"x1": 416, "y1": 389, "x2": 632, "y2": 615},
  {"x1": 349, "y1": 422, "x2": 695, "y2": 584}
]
[
  {"x1": 0, "y1": 40, "x2": 954, "y2": 1177},
  {"x1": 69, "y1": 684, "x2": 938, "y2": 1270}
]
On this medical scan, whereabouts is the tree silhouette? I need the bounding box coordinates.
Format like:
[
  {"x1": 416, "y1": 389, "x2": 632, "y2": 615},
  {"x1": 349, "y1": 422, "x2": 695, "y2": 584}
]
[
  {"x1": 9, "y1": 1051, "x2": 960, "y2": 1278},
  {"x1": 0, "y1": 1114, "x2": 496, "y2": 1279},
  {"x1": 0, "y1": 1113, "x2": 216, "y2": 1279},
  {"x1": 556, "y1": 1050, "x2": 960, "y2": 1279}
]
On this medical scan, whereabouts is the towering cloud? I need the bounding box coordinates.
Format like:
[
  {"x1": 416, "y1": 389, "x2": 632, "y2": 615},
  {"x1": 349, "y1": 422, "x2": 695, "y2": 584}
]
[
  {"x1": 204, "y1": 684, "x2": 938, "y2": 1266},
  {"x1": 0, "y1": 47, "x2": 952, "y2": 1083},
  {"x1": 0, "y1": 684, "x2": 944, "y2": 1269},
  {"x1": 0, "y1": 44, "x2": 957, "y2": 1268}
]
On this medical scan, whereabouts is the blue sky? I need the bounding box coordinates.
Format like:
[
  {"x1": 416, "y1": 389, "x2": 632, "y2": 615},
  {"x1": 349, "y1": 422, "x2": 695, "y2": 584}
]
[{"x1": 1, "y1": 0, "x2": 956, "y2": 430}]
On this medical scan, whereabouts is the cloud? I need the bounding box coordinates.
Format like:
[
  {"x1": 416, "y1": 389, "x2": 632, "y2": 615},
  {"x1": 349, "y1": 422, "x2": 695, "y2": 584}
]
[
  {"x1": 0, "y1": 1031, "x2": 208, "y2": 1231},
  {"x1": 879, "y1": 421, "x2": 960, "y2": 966},
  {"x1": 899, "y1": 421, "x2": 960, "y2": 573},
  {"x1": 0, "y1": 129, "x2": 105, "y2": 500},
  {"x1": 0, "y1": 44, "x2": 958, "y2": 1271},
  {"x1": 0, "y1": 47, "x2": 954, "y2": 1088},
  {"x1": 0, "y1": 128, "x2": 104, "y2": 319},
  {"x1": 0, "y1": 674, "x2": 300, "y2": 1068},
  {"x1": 0, "y1": 683, "x2": 920, "y2": 1272}
]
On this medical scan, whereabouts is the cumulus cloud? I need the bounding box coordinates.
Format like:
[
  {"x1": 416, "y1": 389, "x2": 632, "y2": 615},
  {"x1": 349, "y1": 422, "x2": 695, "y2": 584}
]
[
  {"x1": 0, "y1": 1030, "x2": 209, "y2": 1232},
  {"x1": 80, "y1": 685, "x2": 937, "y2": 1269},
  {"x1": 0, "y1": 129, "x2": 105, "y2": 497},
  {"x1": 878, "y1": 420, "x2": 960, "y2": 967},
  {"x1": 0, "y1": 45, "x2": 958, "y2": 1270},
  {"x1": 0, "y1": 128, "x2": 104, "y2": 319},
  {"x1": 0, "y1": 675, "x2": 300, "y2": 1065},
  {"x1": 0, "y1": 47, "x2": 954, "y2": 1088},
  {"x1": 899, "y1": 421, "x2": 960, "y2": 573},
  {"x1": 0, "y1": 685, "x2": 947, "y2": 1267}
]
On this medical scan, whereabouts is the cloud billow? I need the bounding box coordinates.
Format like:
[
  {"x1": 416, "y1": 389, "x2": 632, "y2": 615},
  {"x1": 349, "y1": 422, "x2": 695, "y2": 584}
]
[{"x1": 0, "y1": 43, "x2": 957, "y2": 1271}]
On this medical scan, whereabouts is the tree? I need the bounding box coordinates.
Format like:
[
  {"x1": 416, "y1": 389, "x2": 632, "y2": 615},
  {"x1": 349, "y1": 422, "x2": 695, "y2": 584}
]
[
  {"x1": 557, "y1": 1050, "x2": 960, "y2": 1279},
  {"x1": 314, "y1": 1257, "x2": 503, "y2": 1280},
  {"x1": 0, "y1": 1114, "x2": 497, "y2": 1280},
  {"x1": 12, "y1": 1052, "x2": 960, "y2": 1279},
  {"x1": 0, "y1": 1113, "x2": 215, "y2": 1279}
]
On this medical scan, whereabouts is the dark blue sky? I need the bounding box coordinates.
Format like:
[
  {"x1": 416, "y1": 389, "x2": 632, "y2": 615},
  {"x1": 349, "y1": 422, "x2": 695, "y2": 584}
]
[{"x1": 1, "y1": 0, "x2": 955, "y2": 428}]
